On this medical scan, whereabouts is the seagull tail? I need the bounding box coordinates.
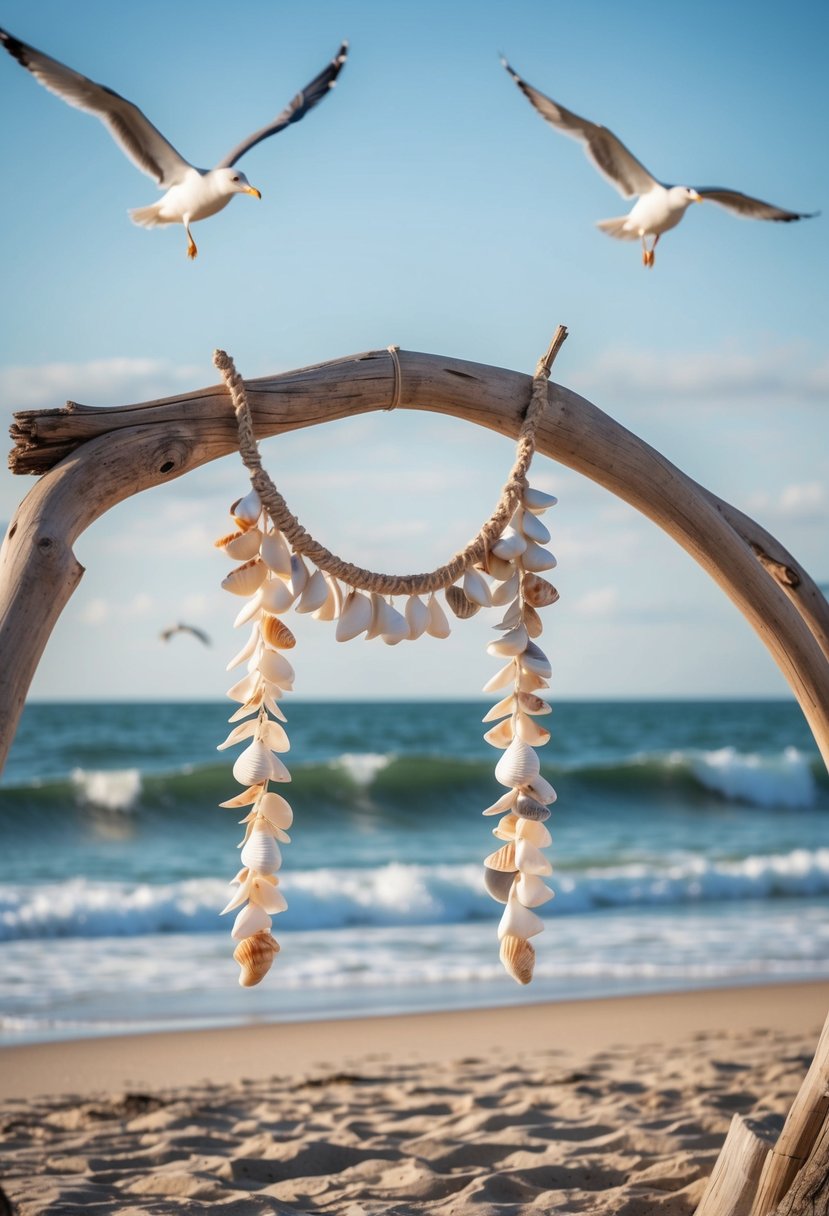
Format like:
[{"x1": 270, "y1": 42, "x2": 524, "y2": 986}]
[
  {"x1": 129, "y1": 202, "x2": 168, "y2": 229},
  {"x1": 596, "y1": 216, "x2": 638, "y2": 242}
]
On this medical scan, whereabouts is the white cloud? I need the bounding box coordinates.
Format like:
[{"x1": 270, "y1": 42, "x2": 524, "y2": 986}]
[
  {"x1": 0, "y1": 357, "x2": 204, "y2": 412},
  {"x1": 746, "y1": 481, "x2": 827, "y2": 523},
  {"x1": 571, "y1": 586, "x2": 620, "y2": 618},
  {"x1": 78, "y1": 598, "x2": 110, "y2": 626}
]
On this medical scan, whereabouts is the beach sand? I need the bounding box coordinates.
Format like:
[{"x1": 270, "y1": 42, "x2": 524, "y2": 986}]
[{"x1": 1, "y1": 982, "x2": 827, "y2": 1214}]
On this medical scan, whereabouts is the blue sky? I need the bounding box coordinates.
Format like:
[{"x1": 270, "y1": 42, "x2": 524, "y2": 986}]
[{"x1": 0, "y1": 0, "x2": 826, "y2": 701}]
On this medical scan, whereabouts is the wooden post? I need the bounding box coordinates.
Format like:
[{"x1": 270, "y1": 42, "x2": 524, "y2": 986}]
[
  {"x1": 772, "y1": 1110, "x2": 829, "y2": 1215},
  {"x1": 695, "y1": 1115, "x2": 776, "y2": 1216}
]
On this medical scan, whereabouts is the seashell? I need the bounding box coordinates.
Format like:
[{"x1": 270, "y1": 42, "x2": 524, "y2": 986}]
[
  {"x1": 296, "y1": 569, "x2": 328, "y2": 613},
  {"x1": 514, "y1": 792, "x2": 551, "y2": 821},
  {"x1": 485, "y1": 867, "x2": 517, "y2": 904},
  {"x1": 494, "y1": 738, "x2": 540, "y2": 788},
  {"x1": 222, "y1": 559, "x2": 267, "y2": 597},
  {"x1": 220, "y1": 870, "x2": 254, "y2": 915},
  {"x1": 231, "y1": 900, "x2": 272, "y2": 941},
  {"x1": 522, "y1": 573, "x2": 559, "y2": 609},
  {"x1": 446, "y1": 586, "x2": 479, "y2": 620},
  {"x1": 497, "y1": 893, "x2": 544, "y2": 941},
  {"x1": 364, "y1": 593, "x2": 387, "y2": 641},
  {"x1": 515, "y1": 873, "x2": 554, "y2": 908},
  {"x1": 482, "y1": 788, "x2": 519, "y2": 816},
  {"x1": 382, "y1": 601, "x2": 410, "y2": 646},
  {"x1": 499, "y1": 933, "x2": 535, "y2": 984},
  {"x1": 525, "y1": 774, "x2": 557, "y2": 805},
  {"x1": 228, "y1": 694, "x2": 264, "y2": 723},
  {"x1": 232, "y1": 740, "x2": 279, "y2": 787},
  {"x1": 217, "y1": 720, "x2": 256, "y2": 751},
  {"x1": 520, "y1": 641, "x2": 552, "y2": 679},
  {"x1": 518, "y1": 510, "x2": 551, "y2": 544},
  {"x1": 483, "y1": 718, "x2": 514, "y2": 749},
  {"x1": 216, "y1": 528, "x2": 263, "y2": 562},
  {"x1": 516, "y1": 669, "x2": 549, "y2": 693},
  {"x1": 484, "y1": 842, "x2": 516, "y2": 871},
  {"x1": 260, "y1": 530, "x2": 292, "y2": 576},
  {"x1": 487, "y1": 624, "x2": 529, "y2": 658},
  {"x1": 492, "y1": 812, "x2": 518, "y2": 841},
  {"x1": 226, "y1": 625, "x2": 260, "y2": 671},
  {"x1": 523, "y1": 605, "x2": 544, "y2": 639},
  {"x1": 516, "y1": 818, "x2": 552, "y2": 847},
  {"x1": 491, "y1": 571, "x2": 520, "y2": 606},
  {"x1": 484, "y1": 552, "x2": 517, "y2": 581},
  {"x1": 405, "y1": 594, "x2": 430, "y2": 640},
  {"x1": 249, "y1": 877, "x2": 288, "y2": 915},
  {"x1": 231, "y1": 488, "x2": 262, "y2": 529},
  {"x1": 219, "y1": 785, "x2": 263, "y2": 809},
  {"x1": 261, "y1": 615, "x2": 296, "y2": 649},
  {"x1": 226, "y1": 670, "x2": 260, "y2": 704},
  {"x1": 234, "y1": 931, "x2": 279, "y2": 988},
  {"x1": 258, "y1": 791, "x2": 293, "y2": 829},
  {"x1": 234, "y1": 592, "x2": 263, "y2": 628},
  {"x1": 515, "y1": 839, "x2": 553, "y2": 876},
  {"x1": 523, "y1": 486, "x2": 558, "y2": 513},
  {"x1": 492, "y1": 528, "x2": 526, "y2": 561},
  {"x1": 259, "y1": 578, "x2": 296, "y2": 614},
  {"x1": 521, "y1": 542, "x2": 557, "y2": 573},
  {"x1": 482, "y1": 662, "x2": 516, "y2": 694},
  {"x1": 313, "y1": 574, "x2": 341, "y2": 622},
  {"x1": 463, "y1": 568, "x2": 492, "y2": 607},
  {"x1": 259, "y1": 649, "x2": 295, "y2": 687},
  {"x1": 241, "y1": 830, "x2": 282, "y2": 873},
  {"x1": 482, "y1": 693, "x2": 516, "y2": 723},
  {"x1": 494, "y1": 600, "x2": 522, "y2": 631},
  {"x1": 426, "y1": 593, "x2": 451, "y2": 639},
  {"x1": 263, "y1": 719, "x2": 289, "y2": 752},
  {"x1": 517, "y1": 692, "x2": 551, "y2": 716},
  {"x1": 336, "y1": 590, "x2": 372, "y2": 642},
  {"x1": 515, "y1": 713, "x2": 550, "y2": 747},
  {"x1": 289, "y1": 554, "x2": 308, "y2": 596}
]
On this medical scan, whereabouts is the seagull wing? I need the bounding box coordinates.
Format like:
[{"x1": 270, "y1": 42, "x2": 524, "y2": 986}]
[
  {"x1": 184, "y1": 625, "x2": 212, "y2": 646},
  {"x1": 0, "y1": 26, "x2": 192, "y2": 187},
  {"x1": 217, "y1": 40, "x2": 348, "y2": 168},
  {"x1": 694, "y1": 187, "x2": 817, "y2": 222},
  {"x1": 501, "y1": 58, "x2": 659, "y2": 198}
]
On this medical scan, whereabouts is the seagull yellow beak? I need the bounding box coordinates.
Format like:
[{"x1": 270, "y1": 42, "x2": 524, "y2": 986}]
[
  {"x1": 245, "y1": 186, "x2": 262, "y2": 199},
  {"x1": 691, "y1": 191, "x2": 703, "y2": 203}
]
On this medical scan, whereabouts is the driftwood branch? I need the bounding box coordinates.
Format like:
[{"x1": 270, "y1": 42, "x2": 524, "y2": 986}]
[{"x1": 695, "y1": 1115, "x2": 776, "y2": 1216}]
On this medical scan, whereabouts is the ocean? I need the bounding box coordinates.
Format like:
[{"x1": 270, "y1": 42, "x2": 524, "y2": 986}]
[{"x1": 1, "y1": 699, "x2": 827, "y2": 1044}]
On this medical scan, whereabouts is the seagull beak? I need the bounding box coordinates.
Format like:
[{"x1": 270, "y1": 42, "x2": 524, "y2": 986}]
[
  {"x1": 690, "y1": 191, "x2": 703, "y2": 203},
  {"x1": 244, "y1": 186, "x2": 262, "y2": 199}
]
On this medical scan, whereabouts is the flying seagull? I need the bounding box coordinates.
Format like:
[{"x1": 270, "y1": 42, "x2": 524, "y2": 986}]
[
  {"x1": 0, "y1": 26, "x2": 348, "y2": 259},
  {"x1": 160, "y1": 623, "x2": 211, "y2": 646},
  {"x1": 501, "y1": 58, "x2": 816, "y2": 268}
]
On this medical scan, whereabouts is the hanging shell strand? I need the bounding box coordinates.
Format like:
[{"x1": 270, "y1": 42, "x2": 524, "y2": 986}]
[{"x1": 481, "y1": 482, "x2": 559, "y2": 985}]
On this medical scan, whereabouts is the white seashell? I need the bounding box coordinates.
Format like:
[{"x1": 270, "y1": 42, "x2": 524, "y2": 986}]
[
  {"x1": 492, "y1": 812, "x2": 518, "y2": 840},
  {"x1": 263, "y1": 719, "x2": 290, "y2": 752},
  {"x1": 491, "y1": 571, "x2": 521, "y2": 606},
  {"x1": 226, "y1": 625, "x2": 260, "y2": 671},
  {"x1": 492, "y1": 528, "x2": 526, "y2": 560},
  {"x1": 494, "y1": 600, "x2": 522, "y2": 631},
  {"x1": 241, "y1": 831, "x2": 282, "y2": 873},
  {"x1": 216, "y1": 528, "x2": 263, "y2": 561},
  {"x1": 217, "y1": 720, "x2": 256, "y2": 751},
  {"x1": 228, "y1": 695, "x2": 264, "y2": 723},
  {"x1": 222, "y1": 559, "x2": 267, "y2": 597},
  {"x1": 518, "y1": 510, "x2": 551, "y2": 544},
  {"x1": 226, "y1": 670, "x2": 259, "y2": 704},
  {"x1": 482, "y1": 788, "x2": 519, "y2": 816},
  {"x1": 515, "y1": 873, "x2": 554, "y2": 908},
  {"x1": 234, "y1": 931, "x2": 279, "y2": 987},
  {"x1": 259, "y1": 650, "x2": 295, "y2": 688},
  {"x1": 313, "y1": 575, "x2": 340, "y2": 622},
  {"x1": 463, "y1": 568, "x2": 492, "y2": 607},
  {"x1": 260, "y1": 530, "x2": 292, "y2": 576},
  {"x1": 232, "y1": 740, "x2": 276, "y2": 787},
  {"x1": 336, "y1": 590, "x2": 372, "y2": 642},
  {"x1": 497, "y1": 893, "x2": 544, "y2": 941},
  {"x1": 381, "y1": 601, "x2": 409, "y2": 645},
  {"x1": 258, "y1": 792, "x2": 293, "y2": 829},
  {"x1": 259, "y1": 578, "x2": 295, "y2": 614},
  {"x1": 231, "y1": 487, "x2": 262, "y2": 528},
  {"x1": 520, "y1": 642, "x2": 552, "y2": 679},
  {"x1": 405, "y1": 595, "x2": 430, "y2": 640},
  {"x1": 522, "y1": 574, "x2": 559, "y2": 609},
  {"x1": 485, "y1": 867, "x2": 516, "y2": 904},
  {"x1": 219, "y1": 786, "x2": 262, "y2": 809},
  {"x1": 484, "y1": 552, "x2": 516, "y2": 581},
  {"x1": 484, "y1": 842, "x2": 517, "y2": 871},
  {"x1": 483, "y1": 662, "x2": 517, "y2": 694},
  {"x1": 517, "y1": 692, "x2": 551, "y2": 716},
  {"x1": 515, "y1": 839, "x2": 553, "y2": 876},
  {"x1": 364, "y1": 592, "x2": 387, "y2": 641},
  {"x1": 483, "y1": 718, "x2": 514, "y2": 749},
  {"x1": 289, "y1": 554, "x2": 309, "y2": 596},
  {"x1": 523, "y1": 605, "x2": 543, "y2": 639},
  {"x1": 425, "y1": 593, "x2": 451, "y2": 639},
  {"x1": 296, "y1": 569, "x2": 328, "y2": 613},
  {"x1": 233, "y1": 592, "x2": 263, "y2": 628},
  {"x1": 523, "y1": 487, "x2": 558, "y2": 513},
  {"x1": 516, "y1": 818, "x2": 552, "y2": 847},
  {"x1": 249, "y1": 876, "x2": 288, "y2": 914},
  {"x1": 220, "y1": 871, "x2": 254, "y2": 915},
  {"x1": 525, "y1": 774, "x2": 557, "y2": 805},
  {"x1": 516, "y1": 669, "x2": 549, "y2": 693},
  {"x1": 522, "y1": 542, "x2": 557, "y2": 572},
  {"x1": 231, "y1": 901, "x2": 272, "y2": 941},
  {"x1": 494, "y1": 738, "x2": 540, "y2": 788},
  {"x1": 482, "y1": 693, "x2": 516, "y2": 723},
  {"x1": 487, "y1": 624, "x2": 529, "y2": 658},
  {"x1": 499, "y1": 933, "x2": 535, "y2": 984},
  {"x1": 515, "y1": 713, "x2": 550, "y2": 747}
]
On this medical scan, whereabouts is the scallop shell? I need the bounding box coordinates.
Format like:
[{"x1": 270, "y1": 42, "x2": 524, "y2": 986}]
[
  {"x1": 484, "y1": 551, "x2": 516, "y2": 581},
  {"x1": 522, "y1": 542, "x2": 557, "y2": 573},
  {"x1": 491, "y1": 571, "x2": 521, "y2": 605},
  {"x1": 497, "y1": 895, "x2": 544, "y2": 941},
  {"x1": 241, "y1": 830, "x2": 282, "y2": 873},
  {"x1": 520, "y1": 642, "x2": 552, "y2": 679},
  {"x1": 231, "y1": 488, "x2": 262, "y2": 529},
  {"x1": 249, "y1": 877, "x2": 288, "y2": 914},
  {"x1": 258, "y1": 578, "x2": 295, "y2": 614},
  {"x1": 487, "y1": 624, "x2": 529, "y2": 658},
  {"x1": 258, "y1": 650, "x2": 295, "y2": 687},
  {"x1": 482, "y1": 693, "x2": 516, "y2": 723},
  {"x1": 515, "y1": 839, "x2": 552, "y2": 876},
  {"x1": 484, "y1": 842, "x2": 516, "y2": 871},
  {"x1": 518, "y1": 510, "x2": 551, "y2": 544},
  {"x1": 463, "y1": 568, "x2": 492, "y2": 607},
  {"x1": 517, "y1": 692, "x2": 551, "y2": 716},
  {"x1": 234, "y1": 931, "x2": 279, "y2": 988},
  {"x1": 222, "y1": 559, "x2": 267, "y2": 597},
  {"x1": 522, "y1": 574, "x2": 559, "y2": 609},
  {"x1": 482, "y1": 788, "x2": 519, "y2": 816},
  {"x1": 525, "y1": 774, "x2": 557, "y2": 805},
  {"x1": 296, "y1": 569, "x2": 329, "y2": 614},
  {"x1": 492, "y1": 812, "x2": 518, "y2": 841},
  {"x1": 514, "y1": 793, "x2": 551, "y2": 821},
  {"x1": 483, "y1": 718, "x2": 514, "y2": 749},
  {"x1": 492, "y1": 529, "x2": 526, "y2": 561},
  {"x1": 289, "y1": 554, "x2": 309, "y2": 596},
  {"x1": 482, "y1": 662, "x2": 517, "y2": 694},
  {"x1": 426, "y1": 593, "x2": 451, "y2": 639},
  {"x1": 258, "y1": 791, "x2": 293, "y2": 829},
  {"x1": 232, "y1": 740, "x2": 279, "y2": 787},
  {"x1": 446, "y1": 586, "x2": 479, "y2": 619},
  {"x1": 515, "y1": 713, "x2": 550, "y2": 747},
  {"x1": 405, "y1": 594, "x2": 430, "y2": 640},
  {"x1": 516, "y1": 818, "x2": 552, "y2": 847},
  {"x1": 231, "y1": 901, "x2": 272, "y2": 941},
  {"x1": 523, "y1": 605, "x2": 544, "y2": 639},
  {"x1": 260, "y1": 530, "x2": 292, "y2": 576},
  {"x1": 499, "y1": 933, "x2": 535, "y2": 984},
  {"x1": 261, "y1": 616, "x2": 296, "y2": 649},
  {"x1": 336, "y1": 590, "x2": 372, "y2": 642},
  {"x1": 484, "y1": 867, "x2": 517, "y2": 904},
  {"x1": 494, "y1": 738, "x2": 540, "y2": 787},
  {"x1": 216, "y1": 528, "x2": 263, "y2": 561},
  {"x1": 515, "y1": 873, "x2": 554, "y2": 908},
  {"x1": 523, "y1": 487, "x2": 558, "y2": 513}
]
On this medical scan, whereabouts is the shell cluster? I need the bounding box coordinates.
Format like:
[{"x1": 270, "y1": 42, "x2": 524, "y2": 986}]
[{"x1": 480, "y1": 483, "x2": 559, "y2": 985}]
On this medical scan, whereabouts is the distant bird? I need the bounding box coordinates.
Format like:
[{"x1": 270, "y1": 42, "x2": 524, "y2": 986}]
[
  {"x1": 501, "y1": 58, "x2": 816, "y2": 268},
  {"x1": 0, "y1": 26, "x2": 348, "y2": 259},
  {"x1": 160, "y1": 623, "x2": 211, "y2": 646}
]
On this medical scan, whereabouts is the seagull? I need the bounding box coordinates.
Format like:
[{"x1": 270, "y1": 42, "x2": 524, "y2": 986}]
[
  {"x1": 160, "y1": 623, "x2": 211, "y2": 646},
  {"x1": 501, "y1": 58, "x2": 816, "y2": 268},
  {"x1": 0, "y1": 26, "x2": 348, "y2": 259}
]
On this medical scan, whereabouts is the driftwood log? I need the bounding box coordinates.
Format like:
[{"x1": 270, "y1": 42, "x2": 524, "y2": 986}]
[{"x1": 2, "y1": 344, "x2": 829, "y2": 1214}]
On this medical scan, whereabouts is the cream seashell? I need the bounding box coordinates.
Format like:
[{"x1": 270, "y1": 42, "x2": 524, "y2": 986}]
[
  {"x1": 491, "y1": 571, "x2": 521, "y2": 605},
  {"x1": 260, "y1": 530, "x2": 292, "y2": 576},
  {"x1": 494, "y1": 599, "x2": 522, "y2": 632},
  {"x1": 525, "y1": 774, "x2": 557, "y2": 805},
  {"x1": 259, "y1": 650, "x2": 295, "y2": 687},
  {"x1": 258, "y1": 792, "x2": 293, "y2": 829},
  {"x1": 226, "y1": 670, "x2": 260, "y2": 704},
  {"x1": 521, "y1": 542, "x2": 557, "y2": 572},
  {"x1": 289, "y1": 554, "x2": 309, "y2": 596},
  {"x1": 487, "y1": 624, "x2": 529, "y2": 658},
  {"x1": 233, "y1": 592, "x2": 263, "y2": 628},
  {"x1": 231, "y1": 488, "x2": 262, "y2": 529},
  {"x1": 463, "y1": 568, "x2": 492, "y2": 607},
  {"x1": 259, "y1": 578, "x2": 296, "y2": 614},
  {"x1": 263, "y1": 719, "x2": 290, "y2": 752},
  {"x1": 425, "y1": 593, "x2": 451, "y2": 639},
  {"x1": 514, "y1": 793, "x2": 551, "y2": 821},
  {"x1": 446, "y1": 586, "x2": 479, "y2": 620},
  {"x1": 313, "y1": 575, "x2": 341, "y2": 622},
  {"x1": 217, "y1": 720, "x2": 256, "y2": 751},
  {"x1": 364, "y1": 593, "x2": 388, "y2": 641},
  {"x1": 517, "y1": 692, "x2": 551, "y2": 716},
  {"x1": 523, "y1": 487, "x2": 558, "y2": 513},
  {"x1": 515, "y1": 839, "x2": 553, "y2": 876},
  {"x1": 518, "y1": 510, "x2": 551, "y2": 544},
  {"x1": 231, "y1": 901, "x2": 272, "y2": 940},
  {"x1": 296, "y1": 569, "x2": 328, "y2": 613},
  {"x1": 261, "y1": 615, "x2": 296, "y2": 650},
  {"x1": 234, "y1": 931, "x2": 279, "y2": 988},
  {"x1": 483, "y1": 718, "x2": 515, "y2": 749},
  {"x1": 484, "y1": 867, "x2": 516, "y2": 904},
  {"x1": 516, "y1": 818, "x2": 552, "y2": 847},
  {"x1": 216, "y1": 528, "x2": 263, "y2": 562},
  {"x1": 492, "y1": 812, "x2": 518, "y2": 841},
  {"x1": 382, "y1": 601, "x2": 409, "y2": 645},
  {"x1": 405, "y1": 594, "x2": 430, "y2": 640},
  {"x1": 494, "y1": 738, "x2": 540, "y2": 788},
  {"x1": 515, "y1": 713, "x2": 550, "y2": 747},
  {"x1": 219, "y1": 785, "x2": 263, "y2": 809},
  {"x1": 484, "y1": 842, "x2": 516, "y2": 871},
  {"x1": 515, "y1": 873, "x2": 554, "y2": 908},
  {"x1": 520, "y1": 642, "x2": 552, "y2": 679},
  {"x1": 336, "y1": 590, "x2": 372, "y2": 642},
  {"x1": 226, "y1": 625, "x2": 260, "y2": 671},
  {"x1": 228, "y1": 695, "x2": 264, "y2": 723},
  {"x1": 492, "y1": 528, "x2": 526, "y2": 560},
  {"x1": 232, "y1": 740, "x2": 277, "y2": 787},
  {"x1": 497, "y1": 894, "x2": 544, "y2": 941},
  {"x1": 482, "y1": 788, "x2": 519, "y2": 816},
  {"x1": 241, "y1": 831, "x2": 282, "y2": 873},
  {"x1": 482, "y1": 693, "x2": 516, "y2": 723},
  {"x1": 249, "y1": 876, "x2": 288, "y2": 914},
  {"x1": 516, "y1": 669, "x2": 549, "y2": 693},
  {"x1": 523, "y1": 605, "x2": 543, "y2": 639},
  {"x1": 499, "y1": 933, "x2": 535, "y2": 984},
  {"x1": 522, "y1": 573, "x2": 559, "y2": 609},
  {"x1": 484, "y1": 552, "x2": 517, "y2": 581},
  {"x1": 222, "y1": 559, "x2": 267, "y2": 597},
  {"x1": 482, "y1": 662, "x2": 516, "y2": 694}
]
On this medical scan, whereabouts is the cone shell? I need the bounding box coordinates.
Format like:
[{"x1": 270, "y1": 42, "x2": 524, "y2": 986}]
[
  {"x1": 231, "y1": 901, "x2": 272, "y2": 940},
  {"x1": 522, "y1": 542, "x2": 557, "y2": 573},
  {"x1": 296, "y1": 569, "x2": 328, "y2": 613},
  {"x1": 523, "y1": 574, "x2": 559, "y2": 609},
  {"x1": 222, "y1": 559, "x2": 267, "y2": 597},
  {"x1": 446, "y1": 585, "x2": 479, "y2": 620},
  {"x1": 234, "y1": 931, "x2": 279, "y2": 987},
  {"x1": 484, "y1": 842, "x2": 516, "y2": 871},
  {"x1": 463, "y1": 568, "x2": 492, "y2": 607},
  {"x1": 494, "y1": 738, "x2": 540, "y2": 788},
  {"x1": 261, "y1": 616, "x2": 296, "y2": 649},
  {"x1": 216, "y1": 528, "x2": 262, "y2": 561},
  {"x1": 260, "y1": 530, "x2": 292, "y2": 576},
  {"x1": 515, "y1": 873, "x2": 554, "y2": 908},
  {"x1": 485, "y1": 867, "x2": 516, "y2": 904},
  {"x1": 241, "y1": 831, "x2": 282, "y2": 873},
  {"x1": 405, "y1": 595, "x2": 430, "y2": 640},
  {"x1": 426, "y1": 593, "x2": 451, "y2": 639},
  {"x1": 336, "y1": 590, "x2": 372, "y2": 642},
  {"x1": 499, "y1": 934, "x2": 535, "y2": 984},
  {"x1": 483, "y1": 718, "x2": 514, "y2": 749},
  {"x1": 523, "y1": 487, "x2": 558, "y2": 513}
]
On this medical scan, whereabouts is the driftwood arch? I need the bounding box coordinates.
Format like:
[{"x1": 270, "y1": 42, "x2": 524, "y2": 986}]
[{"x1": 1, "y1": 345, "x2": 829, "y2": 1214}]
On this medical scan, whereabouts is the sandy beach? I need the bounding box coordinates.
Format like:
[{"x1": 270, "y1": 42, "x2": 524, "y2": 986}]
[{"x1": 1, "y1": 981, "x2": 826, "y2": 1214}]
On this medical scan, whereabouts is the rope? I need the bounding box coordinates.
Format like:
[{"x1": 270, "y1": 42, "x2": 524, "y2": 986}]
[{"x1": 213, "y1": 328, "x2": 567, "y2": 597}]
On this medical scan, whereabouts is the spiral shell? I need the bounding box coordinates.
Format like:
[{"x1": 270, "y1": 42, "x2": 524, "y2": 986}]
[
  {"x1": 499, "y1": 934, "x2": 535, "y2": 985},
  {"x1": 234, "y1": 931, "x2": 280, "y2": 988}
]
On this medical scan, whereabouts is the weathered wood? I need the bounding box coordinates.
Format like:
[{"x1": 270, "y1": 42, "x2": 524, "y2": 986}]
[
  {"x1": 751, "y1": 1010, "x2": 829, "y2": 1216},
  {"x1": 2, "y1": 346, "x2": 829, "y2": 783},
  {"x1": 695, "y1": 1115, "x2": 776, "y2": 1216},
  {"x1": 772, "y1": 1109, "x2": 829, "y2": 1215}
]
